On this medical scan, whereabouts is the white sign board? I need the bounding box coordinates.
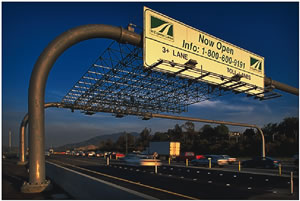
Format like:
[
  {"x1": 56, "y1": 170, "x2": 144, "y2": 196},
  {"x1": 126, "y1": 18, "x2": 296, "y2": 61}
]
[{"x1": 143, "y1": 7, "x2": 265, "y2": 95}]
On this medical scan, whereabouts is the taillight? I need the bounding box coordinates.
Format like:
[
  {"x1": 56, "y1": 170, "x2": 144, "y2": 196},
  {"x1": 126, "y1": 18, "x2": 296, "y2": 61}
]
[{"x1": 274, "y1": 161, "x2": 278, "y2": 163}]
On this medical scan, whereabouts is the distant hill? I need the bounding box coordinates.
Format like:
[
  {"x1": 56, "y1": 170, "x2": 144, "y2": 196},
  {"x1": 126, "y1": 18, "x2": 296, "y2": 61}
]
[{"x1": 55, "y1": 132, "x2": 139, "y2": 151}]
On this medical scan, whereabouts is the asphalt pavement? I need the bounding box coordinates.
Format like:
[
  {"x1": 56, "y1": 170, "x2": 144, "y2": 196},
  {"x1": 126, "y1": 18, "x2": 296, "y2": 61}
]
[
  {"x1": 2, "y1": 155, "x2": 299, "y2": 200},
  {"x1": 48, "y1": 155, "x2": 299, "y2": 199}
]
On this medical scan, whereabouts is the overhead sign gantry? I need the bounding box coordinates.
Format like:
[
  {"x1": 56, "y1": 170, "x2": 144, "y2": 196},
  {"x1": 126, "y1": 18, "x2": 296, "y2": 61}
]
[
  {"x1": 23, "y1": 6, "x2": 297, "y2": 194},
  {"x1": 144, "y1": 7, "x2": 265, "y2": 97}
]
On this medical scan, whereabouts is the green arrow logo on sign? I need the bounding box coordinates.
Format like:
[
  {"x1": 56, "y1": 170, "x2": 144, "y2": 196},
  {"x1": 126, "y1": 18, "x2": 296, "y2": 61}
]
[
  {"x1": 150, "y1": 16, "x2": 173, "y2": 40},
  {"x1": 250, "y1": 57, "x2": 262, "y2": 71}
]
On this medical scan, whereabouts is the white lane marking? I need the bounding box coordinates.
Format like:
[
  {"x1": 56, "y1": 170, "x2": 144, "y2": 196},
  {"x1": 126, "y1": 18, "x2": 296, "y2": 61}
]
[{"x1": 46, "y1": 161, "x2": 157, "y2": 200}]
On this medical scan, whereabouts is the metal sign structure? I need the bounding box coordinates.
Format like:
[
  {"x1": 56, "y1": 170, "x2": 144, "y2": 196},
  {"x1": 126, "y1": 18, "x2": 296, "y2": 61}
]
[
  {"x1": 144, "y1": 7, "x2": 265, "y2": 97},
  {"x1": 24, "y1": 8, "x2": 297, "y2": 191},
  {"x1": 62, "y1": 41, "x2": 242, "y2": 115}
]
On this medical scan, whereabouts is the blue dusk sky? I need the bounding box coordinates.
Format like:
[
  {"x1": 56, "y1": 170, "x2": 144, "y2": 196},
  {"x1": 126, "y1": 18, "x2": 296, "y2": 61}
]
[{"x1": 2, "y1": 2, "x2": 299, "y2": 148}]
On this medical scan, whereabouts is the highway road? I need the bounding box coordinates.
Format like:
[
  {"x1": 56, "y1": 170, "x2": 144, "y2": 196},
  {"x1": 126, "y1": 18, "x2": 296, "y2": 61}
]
[
  {"x1": 47, "y1": 155, "x2": 298, "y2": 199},
  {"x1": 169, "y1": 160, "x2": 297, "y2": 177}
]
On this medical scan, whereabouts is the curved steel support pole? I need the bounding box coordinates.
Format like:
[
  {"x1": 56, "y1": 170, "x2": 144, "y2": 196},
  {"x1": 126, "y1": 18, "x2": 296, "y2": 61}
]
[
  {"x1": 264, "y1": 77, "x2": 299, "y2": 96},
  {"x1": 25, "y1": 24, "x2": 141, "y2": 193},
  {"x1": 17, "y1": 103, "x2": 62, "y2": 166},
  {"x1": 256, "y1": 127, "x2": 266, "y2": 158},
  {"x1": 17, "y1": 114, "x2": 29, "y2": 166},
  {"x1": 150, "y1": 113, "x2": 266, "y2": 157}
]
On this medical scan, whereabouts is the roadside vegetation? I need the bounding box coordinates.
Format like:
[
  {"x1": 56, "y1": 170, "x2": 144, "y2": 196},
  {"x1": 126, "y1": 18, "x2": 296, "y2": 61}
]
[{"x1": 97, "y1": 117, "x2": 298, "y2": 157}]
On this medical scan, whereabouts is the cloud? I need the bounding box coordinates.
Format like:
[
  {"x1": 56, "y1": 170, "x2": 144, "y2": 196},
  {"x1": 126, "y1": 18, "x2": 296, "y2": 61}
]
[
  {"x1": 193, "y1": 100, "x2": 222, "y2": 108},
  {"x1": 193, "y1": 100, "x2": 254, "y2": 113}
]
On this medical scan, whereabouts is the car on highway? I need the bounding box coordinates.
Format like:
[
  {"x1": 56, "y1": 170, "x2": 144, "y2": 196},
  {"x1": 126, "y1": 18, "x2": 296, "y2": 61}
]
[
  {"x1": 191, "y1": 155, "x2": 228, "y2": 167},
  {"x1": 122, "y1": 153, "x2": 162, "y2": 166},
  {"x1": 176, "y1": 152, "x2": 195, "y2": 162},
  {"x1": 88, "y1": 151, "x2": 96, "y2": 157},
  {"x1": 242, "y1": 156, "x2": 280, "y2": 169},
  {"x1": 219, "y1": 155, "x2": 237, "y2": 164},
  {"x1": 195, "y1": 154, "x2": 205, "y2": 160},
  {"x1": 110, "y1": 152, "x2": 125, "y2": 159},
  {"x1": 79, "y1": 151, "x2": 86, "y2": 157},
  {"x1": 95, "y1": 151, "x2": 104, "y2": 157}
]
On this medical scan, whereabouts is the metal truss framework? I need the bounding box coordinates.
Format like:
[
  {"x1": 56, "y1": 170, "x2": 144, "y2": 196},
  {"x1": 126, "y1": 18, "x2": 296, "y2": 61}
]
[{"x1": 62, "y1": 41, "x2": 281, "y2": 116}]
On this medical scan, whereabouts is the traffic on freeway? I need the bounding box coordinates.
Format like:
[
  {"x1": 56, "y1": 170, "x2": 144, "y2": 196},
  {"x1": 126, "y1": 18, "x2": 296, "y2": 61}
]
[{"x1": 44, "y1": 153, "x2": 298, "y2": 199}]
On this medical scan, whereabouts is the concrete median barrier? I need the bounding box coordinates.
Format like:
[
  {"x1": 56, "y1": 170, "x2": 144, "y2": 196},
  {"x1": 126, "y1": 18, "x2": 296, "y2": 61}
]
[{"x1": 46, "y1": 161, "x2": 156, "y2": 200}]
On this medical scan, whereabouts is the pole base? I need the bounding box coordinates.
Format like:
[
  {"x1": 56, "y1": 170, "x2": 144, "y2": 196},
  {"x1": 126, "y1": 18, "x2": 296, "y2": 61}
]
[
  {"x1": 21, "y1": 180, "x2": 52, "y2": 193},
  {"x1": 17, "y1": 161, "x2": 28, "y2": 166}
]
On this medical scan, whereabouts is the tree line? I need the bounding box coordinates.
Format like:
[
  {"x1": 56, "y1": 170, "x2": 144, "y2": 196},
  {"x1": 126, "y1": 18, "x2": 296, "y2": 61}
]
[{"x1": 97, "y1": 117, "x2": 298, "y2": 157}]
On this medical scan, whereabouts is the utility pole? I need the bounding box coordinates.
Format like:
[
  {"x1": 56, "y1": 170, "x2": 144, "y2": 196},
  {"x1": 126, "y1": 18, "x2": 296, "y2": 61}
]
[
  {"x1": 9, "y1": 130, "x2": 12, "y2": 153},
  {"x1": 125, "y1": 132, "x2": 128, "y2": 155}
]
